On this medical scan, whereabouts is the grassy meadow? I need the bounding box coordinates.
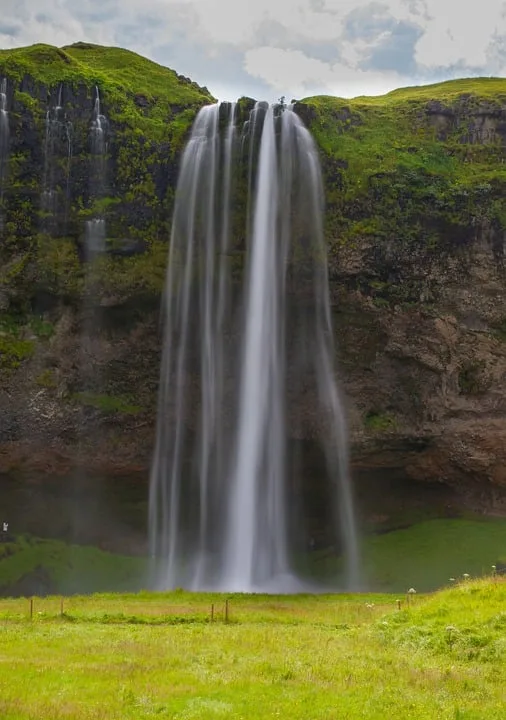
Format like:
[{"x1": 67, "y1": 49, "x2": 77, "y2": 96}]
[
  {"x1": 0, "y1": 579, "x2": 505, "y2": 719},
  {"x1": 2, "y1": 517, "x2": 506, "y2": 597},
  {"x1": 1, "y1": 518, "x2": 505, "y2": 717}
]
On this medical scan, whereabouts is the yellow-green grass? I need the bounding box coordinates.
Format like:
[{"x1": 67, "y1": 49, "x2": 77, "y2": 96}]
[
  {"x1": 301, "y1": 77, "x2": 506, "y2": 247},
  {"x1": 0, "y1": 43, "x2": 214, "y2": 143},
  {"x1": 0, "y1": 579, "x2": 505, "y2": 719}
]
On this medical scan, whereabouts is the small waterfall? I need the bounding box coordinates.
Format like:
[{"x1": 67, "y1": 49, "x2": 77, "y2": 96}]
[
  {"x1": 64, "y1": 119, "x2": 73, "y2": 233},
  {"x1": 41, "y1": 85, "x2": 63, "y2": 230},
  {"x1": 71, "y1": 87, "x2": 109, "y2": 543},
  {"x1": 150, "y1": 101, "x2": 360, "y2": 592},
  {"x1": 40, "y1": 84, "x2": 73, "y2": 234},
  {"x1": 0, "y1": 77, "x2": 9, "y2": 230},
  {"x1": 87, "y1": 86, "x2": 108, "y2": 252}
]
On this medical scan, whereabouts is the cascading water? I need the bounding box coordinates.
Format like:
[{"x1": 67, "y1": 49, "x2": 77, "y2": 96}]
[
  {"x1": 40, "y1": 84, "x2": 73, "y2": 234},
  {"x1": 0, "y1": 77, "x2": 9, "y2": 230},
  {"x1": 149, "y1": 101, "x2": 359, "y2": 592},
  {"x1": 70, "y1": 87, "x2": 109, "y2": 543},
  {"x1": 64, "y1": 119, "x2": 73, "y2": 233},
  {"x1": 41, "y1": 85, "x2": 63, "y2": 230},
  {"x1": 86, "y1": 85, "x2": 107, "y2": 252}
]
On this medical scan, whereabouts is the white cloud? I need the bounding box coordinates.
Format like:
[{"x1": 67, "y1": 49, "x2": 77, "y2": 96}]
[
  {"x1": 414, "y1": 0, "x2": 506, "y2": 69},
  {"x1": 1, "y1": 0, "x2": 506, "y2": 99},
  {"x1": 244, "y1": 46, "x2": 405, "y2": 98}
]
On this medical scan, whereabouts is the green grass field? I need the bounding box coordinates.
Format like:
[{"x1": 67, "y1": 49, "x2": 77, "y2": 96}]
[
  {"x1": 2, "y1": 518, "x2": 506, "y2": 598},
  {"x1": 0, "y1": 579, "x2": 505, "y2": 719}
]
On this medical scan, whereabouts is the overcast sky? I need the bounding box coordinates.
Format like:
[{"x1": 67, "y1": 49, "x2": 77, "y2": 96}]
[{"x1": 1, "y1": 1, "x2": 506, "y2": 101}]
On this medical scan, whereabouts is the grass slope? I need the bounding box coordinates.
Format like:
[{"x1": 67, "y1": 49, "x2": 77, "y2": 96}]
[
  {"x1": 2, "y1": 518, "x2": 506, "y2": 597},
  {"x1": 301, "y1": 77, "x2": 506, "y2": 249},
  {"x1": 0, "y1": 42, "x2": 214, "y2": 129},
  {"x1": 0, "y1": 579, "x2": 505, "y2": 718},
  {"x1": 0, "y1": 536, "x2": 145, "y2": 596}
]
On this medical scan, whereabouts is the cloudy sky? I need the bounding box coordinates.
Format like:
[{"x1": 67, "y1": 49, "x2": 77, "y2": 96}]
[{"x1": 1, "y1": 0, "x2": 506, "y2": 101}]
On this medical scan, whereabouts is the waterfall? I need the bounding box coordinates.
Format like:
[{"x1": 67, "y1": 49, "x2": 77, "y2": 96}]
[
  {"x1": 149, "y1": 102, "x2": 236, "y2": 588},
  {"x1": 64, "y1": 118, "x2": 73, "y2": 234},
  {"x1": 41, "y1": 85, "x2": 63, "y2": 230},
  {"x1": 149, "y1": 101, "x2": 359, "y2": 592},
  {"x1": 40, "y1": 84, "x2": 73, "y2": 234},
  {"x1": 0, "y1": 77, "x2": 9, "y2": 230},
  {"x1": 87, "y1": 86, "x2": 107, "y2": 252},
  {"x1": 70, "y1": 86, "x2": 109, "y2": 543}
]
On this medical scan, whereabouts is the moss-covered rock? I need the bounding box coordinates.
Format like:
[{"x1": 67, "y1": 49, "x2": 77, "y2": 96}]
[
  {"x1": 298, "y1": 80, "x2": 506, "y2": 287},
  {"x1": 0, "y1": 42, "x2": 214, "y2": 308}
]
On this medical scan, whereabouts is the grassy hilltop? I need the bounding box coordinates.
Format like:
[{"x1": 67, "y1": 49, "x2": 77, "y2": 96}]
[
  {"x1": 299, "y1": 77, "x2": 506, "y2": 304},
  {"x1": 0, "y1": 42, "x2": 214, "y2": 140}
]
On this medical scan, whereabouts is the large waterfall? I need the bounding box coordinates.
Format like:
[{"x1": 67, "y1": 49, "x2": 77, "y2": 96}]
[
  {"x1": 0, "y1": 77, "x2": 9, "y2": 229},
  {"x1": 149, "y1": 101, "x2": 359, "y2": 592}
]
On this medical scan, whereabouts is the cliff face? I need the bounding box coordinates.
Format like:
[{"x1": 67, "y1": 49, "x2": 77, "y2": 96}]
[
  {"x1": 1, "y1": 48, "x2": 506, "y2": 541},
  {"x1": 299, "y1": 80, "x2": 506, "y2": 516}
]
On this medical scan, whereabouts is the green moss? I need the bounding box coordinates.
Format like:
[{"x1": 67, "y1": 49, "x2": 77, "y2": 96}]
[
  {"x1": 0, "y1": 43, "x2": 214, "y2": 166},
  {"x1": 93, "y1": 241, "x2": 168, "y2": 296},
  {"x1": 301, "y1": 78, "x2": 506, "y2": 260},
  {"x1": 35, "y1": 368, "x2": 57, "y2": 388},
  {"x1": 0, "y1": 336, "x2": 35, "y2": 369},
  {"x1": 29, "y1": 317, "x2": 55, "y2": 339},
  {"x1": 364, "y1": 411, "x2": 397, "y2": 432},
  {"x1": 13, "y1": 89, "x2": 39, "y2": 112},
  {"x1": 0, "y1": 535, "x2": 145, "y2": 594},
  {"x1": 35, "y1": 237, "x2": 83, "y2": 297},
  {"x1": 72, "y1": 392, "x2": 143, "y2": 415}
]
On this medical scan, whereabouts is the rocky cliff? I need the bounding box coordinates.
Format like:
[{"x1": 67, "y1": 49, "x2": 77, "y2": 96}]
[{"x1": 1, "y1": 46, "x2": 506, "y2": 544}]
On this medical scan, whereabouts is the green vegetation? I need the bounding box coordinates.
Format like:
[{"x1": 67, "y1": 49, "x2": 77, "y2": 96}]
[
  {"x1": 0, "y1": 43, "x2": 214, "y2": 140},
  {"x1": 364, "y1": 410, "x2": 397, "y2": 431},
  {"x1": 35, "y1": 368, "x2": 57, "y2": 388},
  {"x1": 308, "y1": 518, "x2": 506, "y2": 593},
  {"x1": 0, "y1": 43, "x2": 215, "y2": 308},
  {"x1": 0, "y1": 336, "x2": 34, "y2": 369},
  {"x1": 0, "y1": 579, "x2": 505, "y2": 718},
  {"x1": 361, "y1": 519, "x2": 506, "y2": 592},
  {"x1": 29, "y1": 315, "x2": 55, "y2": 339},
  {"x1": 2, "y1": 519, "x2": 505, "y2": 598},
  {"x1": 72, "y1": 391, "x2": 143, "y2": 415},
  {"x1": 0, "y1": 535, "x2": 145, "y2": 595},
  {"x1": 301, "y1": 78, "x2": 506, "y2": 305},
  {"x1": 0, "y1": 312, "x2": 57, "y2": 372},
  {"x1": 1, "y1": 45, "x2": 506, "y2": 310}
]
